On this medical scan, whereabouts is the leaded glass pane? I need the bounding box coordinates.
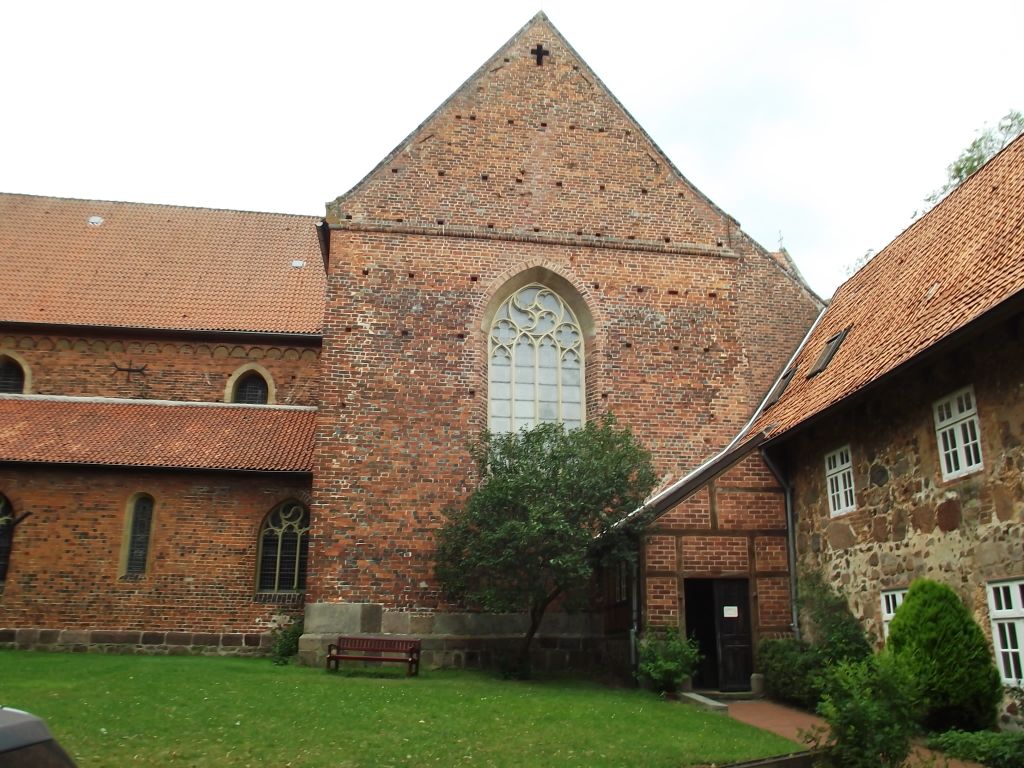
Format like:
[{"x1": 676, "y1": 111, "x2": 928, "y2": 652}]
[
  {"x1": 488, "y1": 284, "x2": 585, "y2": 432},
  {"x1": 126, "y1": 495, "x2": 153, "y2": 576},
  {"x1": 0, "y1": 495, "x2": 12, "y2": 583},
  {"x1": 0, "y1": 360, "x2": 24, "y2": 394},
  {"x1": 234, "y1": 372, "x2": 269, "y2": 405},
  {"x1": 257, "y1": 502, "x2": 310, "y2": 593}
]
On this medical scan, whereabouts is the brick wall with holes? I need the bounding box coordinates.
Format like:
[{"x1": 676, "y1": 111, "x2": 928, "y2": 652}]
[
  {"x1": 0, "y1": 465, "x2": 311, "y2": 638},
  {"x1": 309, "y1": 227, "x2": 815, "y2": 609},
  {"x1": 0, "y1": 332, "x2": 320, "y2": 405},
  {"x1": 642, "y1": 454, "x2": 793, "y2": 644}
]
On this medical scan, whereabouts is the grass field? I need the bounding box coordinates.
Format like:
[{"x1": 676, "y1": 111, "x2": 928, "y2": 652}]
[{"x1": 0, "y1": 651, "x2": 799, "y2": 767}]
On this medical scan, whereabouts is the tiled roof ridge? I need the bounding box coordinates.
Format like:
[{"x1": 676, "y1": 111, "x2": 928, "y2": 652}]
[
  {"x1": 833, "y1": 133, "x2": 1024, "y2": 303},
  {"x1": 0, "y1": 393, "x2": 316, "y2": 411},
  {"x1": 0, "y1": 190, "x2": 321, "y2": 221},
  {"x1": 744, "y1": 132, "x2": 1024, "y2": 440}
]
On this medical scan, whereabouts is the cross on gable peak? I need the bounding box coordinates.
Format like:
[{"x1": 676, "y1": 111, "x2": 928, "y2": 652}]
[{"x1": 530, "y1": 43, "x2": 550, "y2": 66}]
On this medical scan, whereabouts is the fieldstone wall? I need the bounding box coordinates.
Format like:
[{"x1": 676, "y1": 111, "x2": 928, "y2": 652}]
[{"x1": 783, "y1": 321, "x2": 1024, "y2": 645}]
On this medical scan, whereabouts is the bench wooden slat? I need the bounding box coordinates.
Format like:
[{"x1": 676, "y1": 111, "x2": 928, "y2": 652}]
[{"x1": 326, "y1": 635, "x2": 421, "y2": 676}]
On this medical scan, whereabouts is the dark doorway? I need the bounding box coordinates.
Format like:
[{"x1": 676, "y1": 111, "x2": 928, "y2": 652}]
[{"x1": 684, "y1": 578, "x2": 753, "y2": 692}]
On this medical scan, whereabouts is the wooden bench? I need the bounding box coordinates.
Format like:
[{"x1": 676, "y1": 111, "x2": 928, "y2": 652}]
[{"x1": 325, "y1": 636, "x2": 421, "y2": 676}]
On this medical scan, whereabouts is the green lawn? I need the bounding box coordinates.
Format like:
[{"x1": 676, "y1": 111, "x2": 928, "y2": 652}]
[{"x1": 0, "y1": 651, "x2": 799, "y2": 767}]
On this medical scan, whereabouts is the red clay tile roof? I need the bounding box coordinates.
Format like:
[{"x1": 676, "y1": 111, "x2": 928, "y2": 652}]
[
  {"x1": 753, "y1": 135, "x2": 1024, "y2": 438},
  {"x1": 0, "y1": 396, "x2": 315, "y2": 472},
  {"x1": 0, "y1": 194, "x2": 325, "y2": 335}
]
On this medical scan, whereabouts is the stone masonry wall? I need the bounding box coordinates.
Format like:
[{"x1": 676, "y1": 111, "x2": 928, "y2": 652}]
[
  {"x1": 0, "y1": 331, "x2": 320, "y2": 405},
  {"x1": 0, "y1": 466, "x2": 311, "y2": 637},
  {"x1": 785, "y1": 319, "x2": 1024, "y2": 646},
  {"x1": 642, "y1": 453, "x2": 793, "y2": 642}
]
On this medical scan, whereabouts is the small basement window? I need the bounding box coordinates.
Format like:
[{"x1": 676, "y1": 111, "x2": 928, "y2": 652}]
[{"x1": 807, "y1": 328, "x2": 850, "y2": 378}]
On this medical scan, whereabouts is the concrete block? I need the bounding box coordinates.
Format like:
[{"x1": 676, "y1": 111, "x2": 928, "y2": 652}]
[{"x1": 304, "y1": 602, "x2": 382, "y2": 634}]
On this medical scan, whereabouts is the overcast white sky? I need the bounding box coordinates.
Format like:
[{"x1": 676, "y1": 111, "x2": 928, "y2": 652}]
[{"x1": 2, "y1": 1, "x2": 1022, "y2": 298}]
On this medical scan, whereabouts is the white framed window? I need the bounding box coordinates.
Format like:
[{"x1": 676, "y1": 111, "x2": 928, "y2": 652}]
[
  {"x1": 488, "y1": 284, "x2": 584, "y2": 433},
  {"x1": 933, "y1": 386, "x2": 983, "y2": 481},
  {"x1": 825, "y1": 445, "x2": 856, "y2": 516},
  {"x1": 987, "y1": 579, "x2": 1024, "y2": 685},
  {"x1": 881, "y1": 588, "x2": 908, "y2": 640}
]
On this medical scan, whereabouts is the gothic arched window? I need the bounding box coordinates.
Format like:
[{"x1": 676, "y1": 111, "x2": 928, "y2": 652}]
[
  {"x1": 257, "y1": 501, "x2": 309, "y2": 593},
  {"x1": 0, "y1": 357, "x2": 26, "y2": 394},
  {"x1": 0, "y1": 494, "x2": 13, "y2": 584},
  {"x1": 233, "y1": 372, "x2": 269, "y2": 404},
  {"x1": 488, "y1": 284, "x2": 584, "y2": 432}
]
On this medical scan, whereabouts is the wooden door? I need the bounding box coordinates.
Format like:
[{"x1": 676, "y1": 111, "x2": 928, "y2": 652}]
[{"x1": 714, "y1": 579, "x2": 752, "y2": 692}]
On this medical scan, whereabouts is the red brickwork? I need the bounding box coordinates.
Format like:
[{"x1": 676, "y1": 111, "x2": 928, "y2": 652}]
[
  {"x1": 757, "y1": 576, "x2": 792, "y2": 629},
  {"x1": 754, "y1": 536, "x2": 788, "y2": 572},
  {"x1": 642, "y1": 452, "x2": 794, "y2": 659},
  {"x1": 0, "y1": 332, "x2": 320, "y2": 405},
  {"x1": 718, "y1": 490, "x2": 786, "y2": 529},
  {"x1": 0, "y1": 466, "x2": 310, "y2": 632},
  {"x1": 717, "y1": 453, "x2": 784, "y2": 489},
  {"x1": 658, "y1": 487, "x2": 711, "y2": 528},
  {"x1": 645, "y1": 536, "x2": 676, "y2": 572},
  {"x1": 645, "y1": 576, "x2": 679, "y2": 626},
  {"x1": 681, "y1": 536, "x2": 749, "y2": 574}
]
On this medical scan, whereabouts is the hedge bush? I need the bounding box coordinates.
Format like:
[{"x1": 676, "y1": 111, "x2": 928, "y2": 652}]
[
  {"x1": 269, "y1": 619, "x2": 303, "y2": 665},
  {"x1": 638, "y1": 626, "x2": 702, "y2": 694},
  {"x1": 759, "y1": 572, "x2": 870, "y2": 710},
  {"x1": 799, "y1": 570, "x2": 872, "y2": 665},
  {"x1": 928, "y1": 729, "x2": 1024, "y2": 768},
  {"x1": 887, "y1": 579, "x2": 1002, "y2": 731},
  {"x1": 759, "y1": 638, "x2": 824, "y2": 709},
  {"x1": 814, "y1": 652, "x2": 918, "y2": 768}
]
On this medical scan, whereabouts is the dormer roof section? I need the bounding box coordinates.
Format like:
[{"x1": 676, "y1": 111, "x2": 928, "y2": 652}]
[{"x1": 326, "y1": 13, "x2": 741, "y2": 253}]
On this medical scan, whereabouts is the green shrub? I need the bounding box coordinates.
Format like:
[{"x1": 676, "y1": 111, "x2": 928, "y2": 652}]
[
  {"x1": 887, "y1": 579, "x2": 1002, "y2": 731},
  {"x1": 928, "y1": 729, "x2": 1024, "y2": 768},
  {"x1": 813, "y1": 652, "x2": 918, "y2": 768},
  {"x1": 269, "y1": 618, "x2": 303, "y2": 665},
  {"x1": 759, "y1": 638, "x2": 825, "y2": 709},
  {"x1": 799, "y1": 570, "x2": 872, "y2": 665},
  {"x1": 638, "y1": 626, "x2": 702, "y2": 694}
]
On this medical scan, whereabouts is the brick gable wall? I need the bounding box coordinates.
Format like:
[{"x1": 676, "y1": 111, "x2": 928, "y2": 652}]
[{"x1": 310, "y1": 17, "x2": 818, "y2": 615}]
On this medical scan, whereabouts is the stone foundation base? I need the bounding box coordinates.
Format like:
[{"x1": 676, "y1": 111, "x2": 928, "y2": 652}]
[
  {"x1": 299, "y1": 602, "x2": 632, "y2": 675},
  {"x1": 0, "y1": 627, "x2": 271, "y2": 656}
]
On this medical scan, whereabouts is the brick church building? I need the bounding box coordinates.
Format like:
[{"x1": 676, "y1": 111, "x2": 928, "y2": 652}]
[{"x1": 0, "y1": 13, "x2": 820, "y2": 680}]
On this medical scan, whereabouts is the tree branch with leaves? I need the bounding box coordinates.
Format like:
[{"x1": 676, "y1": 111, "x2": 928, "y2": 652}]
[{"x1": 434, "y1": 414, "x2": 656, "y2": 674}]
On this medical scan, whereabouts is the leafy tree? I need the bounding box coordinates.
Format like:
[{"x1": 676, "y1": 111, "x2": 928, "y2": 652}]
[
  {"x1": 887, "y1": 579, "x2": 1002, "y2": 731},
  {"x1": 920, "y1": 109, "x2": 1024, "y2": 214},
  {"x1": 435, "y1": 415, "x2": 656, "y2": 672}
]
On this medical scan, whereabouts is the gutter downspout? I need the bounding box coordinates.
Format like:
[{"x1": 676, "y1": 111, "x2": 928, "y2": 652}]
[
  {"x1": 629, "y1": 558, "x2": 640, "y2": 678},
  {"x1": 761, "y1": 449, "x2": 800, "y2": 642}
]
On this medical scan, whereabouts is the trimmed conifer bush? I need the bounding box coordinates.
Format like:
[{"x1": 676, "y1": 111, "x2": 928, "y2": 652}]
[{"x1": 887, "y1": 579, "x2": 1003, "y2": 731}]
